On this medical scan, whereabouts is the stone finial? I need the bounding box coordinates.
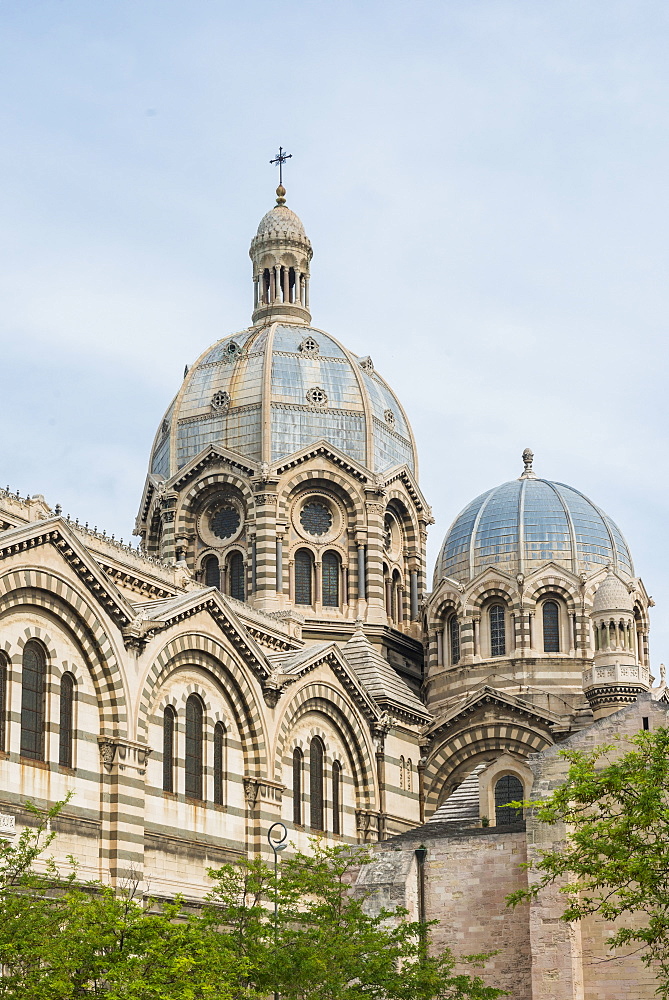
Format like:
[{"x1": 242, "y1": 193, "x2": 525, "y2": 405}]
[
  {"x1": 275, "y1": 184, "x2": 286, "y2": 206},
  {"x1": 519, "y1": 448, "x2": 536, "y2": 480}
]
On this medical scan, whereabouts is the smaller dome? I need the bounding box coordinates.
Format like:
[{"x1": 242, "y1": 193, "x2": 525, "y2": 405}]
[
  {"x1": 255, "y1": 205, "x2": 307, "y2": 240},
  {"x1": 592, "y1": 571, "x2": 633, "y2": 614}
]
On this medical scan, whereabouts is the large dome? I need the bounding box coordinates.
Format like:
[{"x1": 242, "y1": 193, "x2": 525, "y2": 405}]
[
  {"x1": 150, "y1": 323, "x2": 416, "y2": 478},
  {"x1": 434, "y1": 468, "x2": 633, "y2": 586}
]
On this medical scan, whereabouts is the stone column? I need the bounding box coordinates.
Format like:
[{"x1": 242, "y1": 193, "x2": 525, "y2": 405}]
[
  {"x1": 357, "y1": 541, "x2": 366, "y2": 604},
  {"x1": 98, "y1": 737, "x2": 152, "y2": 886},
  {"x1": 364, "y1": 496, "x2": 387, "y2": 624},
  {"x1": 436, "y1": 628, "x2": 443, "y2": 667},
  {"x1": 409, "y1": 570, "x2": 418, "y2": 620}
]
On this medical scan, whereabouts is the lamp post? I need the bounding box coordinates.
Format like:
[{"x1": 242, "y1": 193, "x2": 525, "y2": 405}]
[{"x1": 268, "y1": 822, "x2": 288, "y2": 1000}]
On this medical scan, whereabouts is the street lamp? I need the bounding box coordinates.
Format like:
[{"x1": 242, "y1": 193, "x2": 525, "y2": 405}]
[{"x1": 267, "y1": 822, "x2": 288, "y2": 1000}]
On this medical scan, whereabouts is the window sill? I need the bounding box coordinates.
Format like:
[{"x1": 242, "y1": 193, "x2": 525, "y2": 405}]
[
  {"x1": 57, "y1": 765, "x2": 76, "y2": 775},
  {"x1": 19, "y1": 756, "x2": 49, "y2": 770}
]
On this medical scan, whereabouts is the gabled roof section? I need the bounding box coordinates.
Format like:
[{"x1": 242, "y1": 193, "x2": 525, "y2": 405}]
[
  {"x1": 169, "y1": 444, "x2": 257, "y2": 492},
  {"x1": 129, "y1": 586, "x2": 277, "y2": 683},
  {"x1": 274, "y1": 439, "x2": 372, "y2": 482},
  {"x1": 270, "y1": 641, "x2": 381, "y2": 722},
  {"x1": 375, "y1": 466, "x2": 431, "y2": 516},
  {"x1": 0, "y1": 517, "x2": 136, "y2": 629},
  {"x1": 343, "y1": 627, "x2": 431, "y2": 724},
  {"x1": 426, "y1": 685, "x2": 563, "y2": 742}
]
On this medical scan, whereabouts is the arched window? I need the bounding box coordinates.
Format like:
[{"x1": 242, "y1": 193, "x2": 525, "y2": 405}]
[
  {"x1": 0, "y1": 653, "x2": 7, "y2": 753},
  {"x1": 229, "y1": 551, "x2": 245, "y2": 601},
  {"x1": 59, "y1": 672, "x2": 75, "y2": 768},
  {"x1": 542, "y1": 600, "x2": 560, "y2": 652},
  {"x1": 310, "y1": 736, "x2": 324, "y2": 831},
  {"x1": 490, "y1": 604, "x2": 506, "y2": 657},
  {"x1": 322, "y1": 551, "x2": 340, "y2": 607},
  {"x1": 163, "y1": 706, "x2": 176, "y2": 793},
  {"x1": 204, "y1": 555, "x2": 220, "y2": 589},
  {"x1": 21, "y1": 641, "x2": 46, "y2": 760},
  {"x1": 449, "y1": 616, "x2": 460, "y2": 665},
  {"x1": 185, "y1": 694, "x2": 204, "y2": 801},
  {"x1": 332, "y1": 760, "x2": 342, "y2": 836},
  {"x1": 406, "y1": 759, "x2": 413, "y2": 793},
  {"x1": 494, "y1": 775, "x2": 524, "y2": 826},
  {"x1": 399, "y1": 755, "x2": 405, "y2": 790},
  {"x1": 391, "y1": 570, "x2": 402, "y2": 624},
  {"x1": 213, "y1": 722, "x2": 225, "y2": 806},
  {"x1": 295, "y1": 549, "x2": 313, "y2": 606},
  {"x1": 293, "y1": 747, "x2": 303, "y2": 825}
]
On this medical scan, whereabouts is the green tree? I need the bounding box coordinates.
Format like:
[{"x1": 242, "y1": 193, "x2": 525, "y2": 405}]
[
  {"x1": 0, "y1": 802, "x2": 504, "y2": 999},
  {"x1": 205, "y1": 839, "x2": 506, "y2": 999},
  {"x1": 507, "y1": 727, "x2": 669, "y2": 996}
]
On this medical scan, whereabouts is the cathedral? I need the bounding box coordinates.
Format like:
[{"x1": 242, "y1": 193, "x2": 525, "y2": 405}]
[{"x1": 0, "y1": 179, "x2": 660, "y2": 997}]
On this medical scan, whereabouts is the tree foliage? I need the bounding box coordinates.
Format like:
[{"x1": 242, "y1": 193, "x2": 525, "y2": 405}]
[
  {"x1": 0, "y1": 801, "x2": 505, "y2": 1000},
  {"x1": 507, "y1": 726, "x2": 669, "y2": 995}
]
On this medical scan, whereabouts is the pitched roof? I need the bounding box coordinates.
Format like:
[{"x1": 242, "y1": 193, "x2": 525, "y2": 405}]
[{"x1": 343, "y1": 627, "x2": 431, "y2": 722}]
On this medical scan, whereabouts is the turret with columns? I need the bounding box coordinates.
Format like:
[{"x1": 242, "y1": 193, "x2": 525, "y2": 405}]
[{"x1": 583, "y1": 568, "x2": 650, "y2": 719}]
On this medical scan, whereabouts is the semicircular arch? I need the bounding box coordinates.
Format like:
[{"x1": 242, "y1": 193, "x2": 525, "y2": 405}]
[{"x1": 138, "y1": 633, "x2": 267, "y2": 774}]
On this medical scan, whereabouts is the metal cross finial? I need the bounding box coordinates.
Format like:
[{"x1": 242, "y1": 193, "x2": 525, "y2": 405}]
[{"x1": 270, "y1": 146, "x2": 292, "y2": 186}]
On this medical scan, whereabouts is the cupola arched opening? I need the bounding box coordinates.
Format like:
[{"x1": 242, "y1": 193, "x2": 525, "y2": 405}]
[
  {"x1": 213, "y1": 721, "x2": 226, "y2": 806},
  {"x1": 163, "y1": 705, "x2": 177, "y2": 793},
  {"x1": 489, "y1": 603, "x2": 507, "y2": 658},
  {"x1": 204, "y1": 555, "x2": 220, "y2": 589},
  {"x1": 542, "y1": 599, "x2": 560, "y2": 652},
  {"x1": 293, "y1": 747, "x2": 303, "y2": 825},
  {"x1": 228, "y1": 551, "x2": 245, "y2": 601}
]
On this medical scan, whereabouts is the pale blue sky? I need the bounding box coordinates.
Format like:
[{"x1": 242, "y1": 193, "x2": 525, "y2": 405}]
[{"x1": 1, "y1": 1, "x2": 668, "y2": 656}]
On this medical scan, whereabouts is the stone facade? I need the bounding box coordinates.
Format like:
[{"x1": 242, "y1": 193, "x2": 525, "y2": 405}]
[{"x1": 0, "y1": 185, "x2": 664, "y2": 996}]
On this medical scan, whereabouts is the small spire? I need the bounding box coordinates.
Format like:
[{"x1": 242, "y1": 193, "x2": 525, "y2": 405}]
[{"x1": 519, "y1": 447, "x2": 536, "y2": 479}]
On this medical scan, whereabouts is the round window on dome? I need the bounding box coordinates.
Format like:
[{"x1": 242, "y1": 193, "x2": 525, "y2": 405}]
[
  {"x1": 306, "y1": 386, "x2": 328, "y2": 407},
  {"x1": 300, "y1": 501, "x2": 333, "y2": 537},
  {"x1": 210, "y1": 505, "x2": 241, "y2": 540}
]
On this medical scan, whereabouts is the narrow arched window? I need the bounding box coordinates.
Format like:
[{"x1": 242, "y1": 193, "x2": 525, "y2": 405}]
[
  {"x1": 163, "y1": 706, "x2": 176, "y2": 793},
  {"x1": 213, "y1": 722, "x2": 225, "y2": 806},
  {"x1": 0, "y1": 654, "x2": 7, "y2": 753},
  {"x1": 332, "y1": 760, "x2": 342, "y2": 836},
  {"x1": 399, "y1": 755, "x2": 405, "y2": 790},
  {"x1": 494, "y1": 775, "x2": 524, "y2": 826},
  {"x1": 59, "y1": 672, "x2": 75, "y2": 768},
  {"x1": 449, "y1": 616, "x2": 460, "y2": 665},
  {"x1": 204, "y1": 555, "x2": 220, "y2": 589},
  {"x1": 293, "y1": 747, "x2": 303, "y2": 825},
  {"x1": 310, "y1": 736, "x2": 324, "y2": 831},
  {"x1": 185, "y1": 694, "x2": 204, "y2": 800},
  {"x1": 21, "y1": 641, "x2": 46, "y2": 760},
  {"x1": 543, "y1": 600, "x2": 560, "y2": 652},
  {"x1": 490, "y1": 604, "x2": 506, "y2": 657},
  {"x1": 322, "y1": 551, "x2": 340, "y2": 607},
  {"x1": 406, "y1": 758, "x2": 412, "y2": 793},
  {"x1": 295, "y1": 549, "x2": 313, "y2": 606},
  {"x1": 229, "y1": 551, "x2": 245, "y2": 601}
]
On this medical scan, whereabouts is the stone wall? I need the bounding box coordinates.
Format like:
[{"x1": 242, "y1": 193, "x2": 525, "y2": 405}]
[{"x1": 361, "y1": 820, "x2": 531, "y2": 999}]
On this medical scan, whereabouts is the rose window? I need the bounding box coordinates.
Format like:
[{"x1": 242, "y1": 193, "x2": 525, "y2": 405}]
[
  {"x1": 210, "y1": 505, "x2": 241, "y2": 539},
  {"x1": 300, "y1": 501, "x2": 333, "y2": 536},
  {"x1": 306, "y1": 387, "x2": 328, "y2": 406},
  {"x1": 211, "y1": 391, "x2": 231, "y2": 411}
]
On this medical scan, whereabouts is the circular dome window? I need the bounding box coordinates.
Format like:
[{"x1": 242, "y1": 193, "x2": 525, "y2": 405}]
[
  {"x1": 210, "y1": 505, "x2": 240, "y2": 539},
  {"x1": 300, "y1": 501, "x2": 333, "y2": 537}
]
